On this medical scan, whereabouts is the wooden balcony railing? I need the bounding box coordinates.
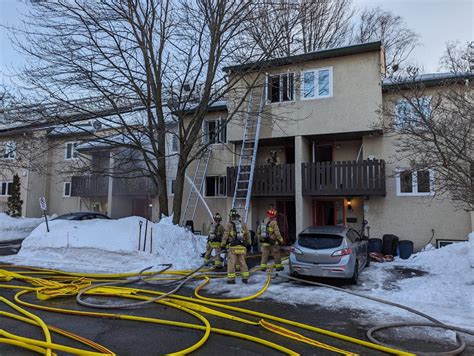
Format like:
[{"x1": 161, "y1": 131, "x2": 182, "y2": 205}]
[
  {"x1": 112, "y1": 177, "x2": 158, "y2": 196},
  {"x1": 302, "y1": 160, "x2": 386, "y2": 196},
  {"x1": 227, "y1": 164, "x2": 295, "y2": 197},
  {"x1": 71, "y1": 176, "x2": 109, "y2": 197}
]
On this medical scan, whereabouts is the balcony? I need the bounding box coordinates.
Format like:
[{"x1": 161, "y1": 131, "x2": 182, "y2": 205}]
[
  {"x1": 71, "y1": 176, "x2": 109, "y2": 197},
  {"x1": 302, "y1": 160, "x2": 386, "y2": 196},
  {"x1": 227, "y1": 164, "x2": 295, "y2": 197},
  {"x1": 112, "y1": 177, "x2": 158, "y2": 196}
]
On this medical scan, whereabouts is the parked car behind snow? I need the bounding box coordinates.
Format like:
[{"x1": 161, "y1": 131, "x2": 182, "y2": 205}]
[
  {"x1": 53, "y1": 212, "x2": 111, "y2": 221},
  {"x1": 289, "y1": 226, "x2": 369, "y2": 284}
]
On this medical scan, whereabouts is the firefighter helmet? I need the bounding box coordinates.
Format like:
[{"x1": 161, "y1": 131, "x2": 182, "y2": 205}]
[
  {"x1": 229, "y1": 208, "x2": 240, "y2": 220},
  {"x1": 266, "y1": 208, "x2": 277, "y2": 219},
  {"x1": 213, "y1": 213, "x2": 222, "y2": 223}
]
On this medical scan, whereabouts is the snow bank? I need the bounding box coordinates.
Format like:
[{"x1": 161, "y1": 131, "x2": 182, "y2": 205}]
[
  {"x1": 1, "y1": 216, "x2": 207, "y2": 272},
  {"x1": 0, "y1": 213, "x2": 45, "y2": 242}
]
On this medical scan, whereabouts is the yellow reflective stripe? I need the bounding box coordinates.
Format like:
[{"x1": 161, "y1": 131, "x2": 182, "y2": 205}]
[
  {"x1": 242, "y1": 272, "x2": 250, "y2": 277},
  {"x1": 227, "y1": 273, "x2": 236, "y2": 278},
  {"x1": 260, "y1": 319, "x2": 357, "y2": 356}
]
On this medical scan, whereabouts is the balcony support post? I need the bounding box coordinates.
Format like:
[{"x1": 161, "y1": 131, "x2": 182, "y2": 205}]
[
  {"x1": 106, "y1": 151, "x2": 114, "y2": 217},
  {"x1": 295, "y1": 136, "x2": 312, "y2": 234}
]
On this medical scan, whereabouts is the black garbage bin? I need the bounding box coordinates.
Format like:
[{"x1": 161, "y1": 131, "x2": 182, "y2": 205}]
[
  {"x1": 382, "y1": 234, "x2": 399, "y2": 256},
  {"x1": 399, "y1": 240, "x2": 414, "y2": 259},
  {"x1": 368, "y1": 238, "x2": 383, "y2": 253}
]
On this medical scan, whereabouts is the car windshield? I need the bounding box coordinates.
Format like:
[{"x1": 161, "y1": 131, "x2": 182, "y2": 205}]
[
  {"x1": 298, "y1": 233, "x2": 343, "y2": 250},
  {"x1": 54, "y1": 214, "x2": 78, "y2": 220}
]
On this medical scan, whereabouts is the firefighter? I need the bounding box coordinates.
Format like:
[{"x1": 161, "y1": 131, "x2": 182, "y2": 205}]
[
  {"x1": 203, "y1": 213, "x2": 225, "y2": 268},
  {"x1": 258, "y1": 207, "x2": 284, "y2": 271},
  {"x1": 221, "y1": 209, "x2": 251, "y2": 284}
]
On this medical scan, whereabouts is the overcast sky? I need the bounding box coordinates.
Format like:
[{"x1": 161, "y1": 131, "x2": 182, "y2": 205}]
[{"x1": 0, "y1": 0, "x2": 473, "y2": 86}]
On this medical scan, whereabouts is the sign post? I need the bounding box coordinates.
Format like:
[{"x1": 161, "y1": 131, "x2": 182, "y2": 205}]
[{"x1": 39, "y1": 197, "x2": 50, "y2": 232}]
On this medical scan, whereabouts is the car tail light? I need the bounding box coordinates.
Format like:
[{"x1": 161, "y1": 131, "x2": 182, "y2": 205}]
[
  {"x1": 331, "y1": 248, "x2": 352, "y2": 257},
  {"x1": 290, "y1": 247, "x2": 303, "y2": 255}
]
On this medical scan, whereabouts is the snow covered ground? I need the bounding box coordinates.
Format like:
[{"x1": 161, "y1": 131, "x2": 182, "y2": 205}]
[
  {"x1": 1, "y1": 215, "x2": 472, "y2": 332},
  {"x1": 0, "y1": 215, "x2": 207, "y2": 272},
  {"x1": 0, "y1": 213, "x2": 45, "y2": 242}
]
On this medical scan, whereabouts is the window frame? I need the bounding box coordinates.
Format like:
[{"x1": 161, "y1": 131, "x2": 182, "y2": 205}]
[
  {"x1": 2, "y1": 141, "x2": 16, "y2": 160},
  {"x1": 169, "y1": 179, "x2": 176, "y2": 196},
  {"x1": 170, "y1": 134, "x2": 179, "y2": 153},
  {"x1": 203, "y1": 117, "x2": 227, "y2": 145},
  {"x1": 204, "y1": 175, "x2": 227, "y2": 198},
  {"x1": 63, "y1": 182, "x2": 72, "y2": 197},
  {"x1": 64, "y1": 141, "x2": 79, "y2": 160},
  {"x1": 300, "y1": 66, "x2": 333, "y2": 101},
  {"x1": 394, "y1": 96, "x2": 432, "y2": 129},
  {"x1": 265, "y1": 71, "x2": 295, "y2": 104},
  {"x1": 396, "y1": 168, "x2": 435, "y2": 196},
  {"x1": 0, "y1": 181, "x2": 13, "y2": 196}
]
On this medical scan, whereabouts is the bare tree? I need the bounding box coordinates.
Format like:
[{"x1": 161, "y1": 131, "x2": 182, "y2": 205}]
[
  {"x1": 439, "y1": 40, "x2": 474, "y2": 73},
  {"x1": 382, "y1": 49, "x2": 473, "y2": 209},
  {"x1": 354, "y1": 7, "x2": 419, "y2": 74},
  {"x1": 4, "y1": 0, "x2": 279, "y2": 223}
]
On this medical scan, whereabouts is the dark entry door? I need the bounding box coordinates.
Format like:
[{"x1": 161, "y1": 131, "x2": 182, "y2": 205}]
[
  {"x1": 316, "y1": 145, "x2": 333, "y2": 162},
  {"x1": 313, "y1": 200, "x2": 345, "y2": 226},
  {"x1": 133, "y1": 199, "x2": 148, "y2": 218},
  {"x1": 276, "y1": 200, "x2": 296, "y2": 245}
]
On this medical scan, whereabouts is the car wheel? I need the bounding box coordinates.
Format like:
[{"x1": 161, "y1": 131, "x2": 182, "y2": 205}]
[
  {"x1": 349, "y1": 261, "x2": 359, "y2": 285},
  {"x1": 365, "y1": 250, "x2": 370, "y2": 267}
]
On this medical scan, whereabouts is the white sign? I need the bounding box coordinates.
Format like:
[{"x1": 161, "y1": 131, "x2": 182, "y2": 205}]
[{"x1": 39, "y1": 197, "x2": 47, "y2": 211}]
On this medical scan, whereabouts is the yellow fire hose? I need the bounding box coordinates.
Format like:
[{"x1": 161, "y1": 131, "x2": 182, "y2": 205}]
[{"x1": 0, "y1": 266, "x2": 413, "y2": 355}]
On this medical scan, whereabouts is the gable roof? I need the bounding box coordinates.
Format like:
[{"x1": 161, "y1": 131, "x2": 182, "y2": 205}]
[{"x1": 223, "y1": 41, "x2": 382, "y2": 73}]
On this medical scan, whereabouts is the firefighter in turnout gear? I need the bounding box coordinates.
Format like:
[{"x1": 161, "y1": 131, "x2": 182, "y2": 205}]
[
  {"x1": 221, "y1": 209, "x2": 251, "y2": 284},
  {"x1": 258, "y1": 208, "x2": 284, "y2": 271},
  {"x1": 204, "y1": 213, "x2": 225, "y2": 268}
]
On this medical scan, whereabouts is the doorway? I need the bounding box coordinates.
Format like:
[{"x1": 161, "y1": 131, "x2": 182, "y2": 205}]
[
  {"x1": 276, "y1": 200, "x2": 296, "y2": 245},
  {"x1": 312, "y1": 200, "x2": 345, "y2": 226},
  {"x1": 132, "y1": 198, "x2": 149, "y2": 218},
  {"x1": 315, "y1": 145, "x2": 333, "y2": 162}
]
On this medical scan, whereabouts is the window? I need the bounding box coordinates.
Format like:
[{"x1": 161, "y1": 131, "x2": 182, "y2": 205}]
[
  {"x1": 0, "y1": 182, "x2": 13, "y2": 196},
  {"x1": 2, "y1": 141, "x2": 16, "y2": 159},
  {"x1": 205, "y1": 176, "x2": 226, "y2": 197},
  {"x1": 203, "y1": 118, "x2": 227, "y2": 144},
  {"x1": 266, "y1": 72, "x2": 294, "y2": 103},
  {"x1": 170, "y1": 179, "x2": 176, "y2": 195},
  {"x1": 302, "y1": 67, "x2": 333, "y2": 100},
  {"x1": 396, "y1": 169, "x2": 434, "y2": 196},
  {"x1": 63, "y1": 182, "x2": 71, "y2": 197},
  {"x1": 65, "y1": 142, "x2": 79, "y2": 160},
  {"x1": 171, "y1": 135, "x2": 179, "y2": 153},
  {"x1": 394, "y1": 96, "x2": 432, "y2": 129}
]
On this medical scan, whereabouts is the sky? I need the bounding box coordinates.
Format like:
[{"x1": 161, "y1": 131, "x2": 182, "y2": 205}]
[{"x1": 0, "y1": 0, "x2": 473, "y2": 87}]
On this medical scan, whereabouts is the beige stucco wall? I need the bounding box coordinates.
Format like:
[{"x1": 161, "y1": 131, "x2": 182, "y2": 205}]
[{"x1": 227, "y1": 50, "x2": 384, "y2": 142}]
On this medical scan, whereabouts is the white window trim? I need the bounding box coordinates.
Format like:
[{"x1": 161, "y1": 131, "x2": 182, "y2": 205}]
[
  {"x1": 63, "y1": 182, "x2": 72, "y2": 197},
  {"x1": 2, "y1": 141, "x2": 16, "y2": 160},
  {"x1": 170, "y1": 134, "x2": 179, "y2": 153},
  {"x1": 64, "y1": 141, "x2": 79, "y2": 160},
  {"x1": 202, "y1": 117, "x2": 227, "y2": 145},
  {"x1": 204, "y1": 175, "x2": 227, "y2": 198},
  {"x1": 169, "y1": 179, "x2": 176, "y2": 196},
  {"x1": 265, "y1": 71, "x2": 296, "y2": 105},
  {"x1": 300, "y1": 66, "x2": 333, "y2": 101},
  {"x1": 0, "y1": 181, "x2": 13, "y2": 196},
  {"x1": 396, "y1": 168, "x2": 435, "y2": 197},
  {"x1": 394, "y1": 96, "x2": 432, "y2": 128}
]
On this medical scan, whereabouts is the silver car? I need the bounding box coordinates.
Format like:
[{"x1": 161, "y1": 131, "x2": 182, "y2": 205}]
[{"x1": 289, "y1": 226, "x2": 369, "y2": 284}]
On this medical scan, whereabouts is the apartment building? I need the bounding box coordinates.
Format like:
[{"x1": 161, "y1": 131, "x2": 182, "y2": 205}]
[{"x1": 1, "y1": 41, "x2": 472, "y2": 251}]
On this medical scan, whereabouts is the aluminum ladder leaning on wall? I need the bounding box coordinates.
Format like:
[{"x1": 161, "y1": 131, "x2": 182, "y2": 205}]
[
  {"x1": 231, "y1": 86, "x2": 265, "y2": 223},
  {"x1": 181, "y1": 149, "x2": 212, "y2": 226}
]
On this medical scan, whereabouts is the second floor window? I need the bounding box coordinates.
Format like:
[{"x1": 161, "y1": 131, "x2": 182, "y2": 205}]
[
  {"x1": 2, "y1": 141, "x2": 16, "y2": 159},
  {"x1": 302, "y1": 67, "x2": 332, "y2": 99},
  {"x1": 0, "y1": 181, "x2": 13, "y2": 196},
  {"x1": 171, "y1": 135, "x2": 179, "y2": 153},
  {"x1": 65, "y1": 142, "x2": 79, "y2": 160},
  {"x1": 203, "y1": 118, "x2": 227, "y2": 144},
  {"x1": 396, "y1": 169, "x2": 434, "y2": 196},
  {"x1": 267, "y1": 72, "x2": 294, "y2": 103},
  {"x1": 205, "y1": 176, "x2": 226, "y2": 197},
  {"x1": 395, "y1": 96, "x2": 432, "y2": 129}
]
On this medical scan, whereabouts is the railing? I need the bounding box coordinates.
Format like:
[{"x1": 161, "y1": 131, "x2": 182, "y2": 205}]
[
  {"x1": 71, "y1": 176, "x2": 109, "y2": 197},
  {"x1": 302, "y1": 160, "x2": 386, "y2": 196},
  {"x1": 112, "y1": 177, "x2": 158, "y2": 196},
  {"x1": 227, "y1": 164, "x2": 295, "y2": 197}
]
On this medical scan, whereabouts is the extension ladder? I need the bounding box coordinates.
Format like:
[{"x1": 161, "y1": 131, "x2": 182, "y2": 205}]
[
  {"x1": 231, "y1": 87, "x2": 265, "y2": 223},
  {"x1": 181, "y1": 149, "x2": 211, "y2": 225}
]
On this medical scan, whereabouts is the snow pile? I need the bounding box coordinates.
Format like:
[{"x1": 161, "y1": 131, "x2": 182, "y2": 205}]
[
  {"x1": 1, "y1": 216, "x2": 206, "y2": 272},
  {"x1": 469, "y1": 232, "x2": 474, "y2": 268},
  {"x1": 0, "y1": 213, "x2": 45, "y2": 242}
]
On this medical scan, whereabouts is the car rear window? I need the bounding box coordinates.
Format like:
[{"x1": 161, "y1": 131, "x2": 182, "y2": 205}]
[{"x1": 298, "y1": 234, "x2": 343, "y2": 250}]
